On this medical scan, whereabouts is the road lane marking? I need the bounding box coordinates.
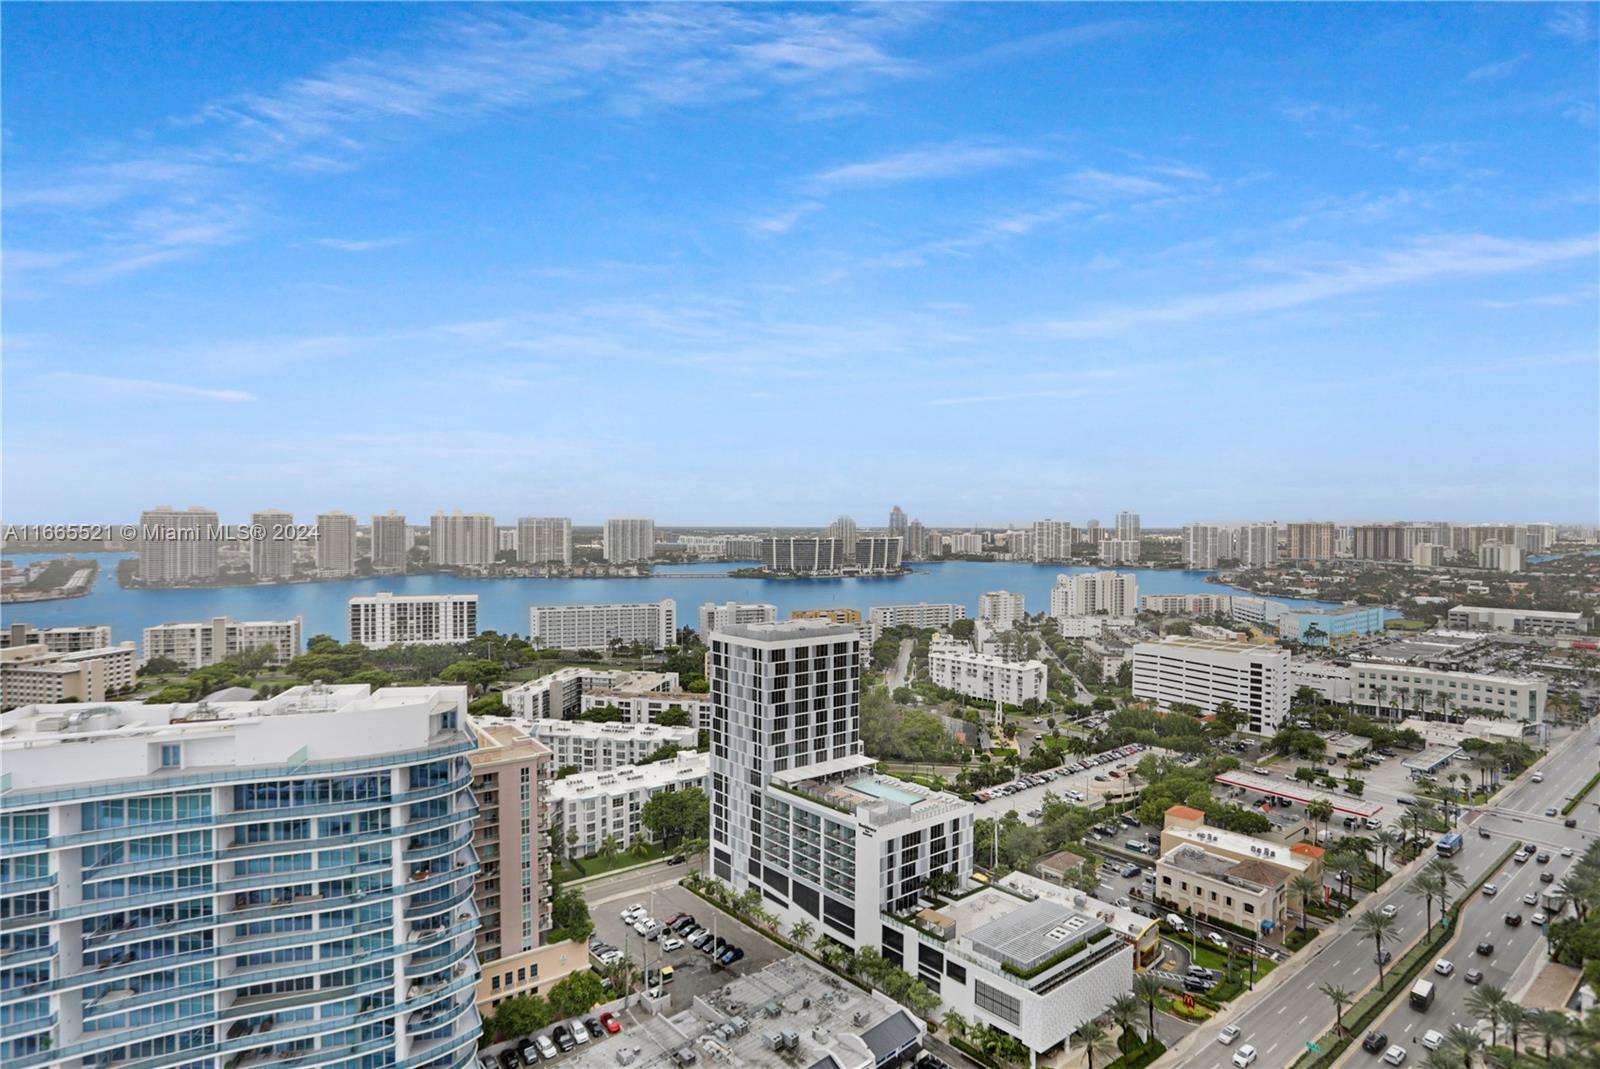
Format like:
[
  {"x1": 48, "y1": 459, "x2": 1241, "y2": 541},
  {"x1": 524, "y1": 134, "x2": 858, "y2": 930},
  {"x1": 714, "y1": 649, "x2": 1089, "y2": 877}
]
[{"x1": 1296, "y1": 1015, "x2": 1308, "y2": 1026}]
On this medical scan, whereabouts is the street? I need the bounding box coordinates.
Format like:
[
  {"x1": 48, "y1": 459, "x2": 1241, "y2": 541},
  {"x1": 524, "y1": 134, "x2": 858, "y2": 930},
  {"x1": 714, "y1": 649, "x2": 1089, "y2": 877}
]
[{"x1": 1157, "y1": 715, "x2": 1600, "y2": 1069}]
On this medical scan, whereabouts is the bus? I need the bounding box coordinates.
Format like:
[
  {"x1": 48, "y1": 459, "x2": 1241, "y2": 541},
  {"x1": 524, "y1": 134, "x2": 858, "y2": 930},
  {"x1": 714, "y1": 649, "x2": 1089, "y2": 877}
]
[{"x1": 1436, "y1": 832, "x2": 1463, "y2": 857}]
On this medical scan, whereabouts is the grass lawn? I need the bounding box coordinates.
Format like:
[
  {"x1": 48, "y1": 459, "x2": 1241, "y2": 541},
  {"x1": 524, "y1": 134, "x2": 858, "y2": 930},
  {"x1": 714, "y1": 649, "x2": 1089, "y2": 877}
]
[
  {"x1": 1384, "y1": 619, "x2": 1430, "y2": 631},
  {"x1": 1188, "y1": 942, "x2": 1278, "y2": 981},
  {"x1": 557, "y1": 842, "x2": 674, "y2": 881}
]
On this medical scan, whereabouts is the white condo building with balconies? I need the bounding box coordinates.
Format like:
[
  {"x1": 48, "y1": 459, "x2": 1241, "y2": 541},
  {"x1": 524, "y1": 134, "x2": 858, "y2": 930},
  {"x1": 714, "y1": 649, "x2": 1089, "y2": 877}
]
[
  {"x1": 0, "y1": 683, "x2": 483, "y2": 1069},
  {"x1": 527, "y1": 600, "x2": 676, "y2": 652},
  {"x1": 349, "y1": 594, "x2": 478, "y2": 648}
]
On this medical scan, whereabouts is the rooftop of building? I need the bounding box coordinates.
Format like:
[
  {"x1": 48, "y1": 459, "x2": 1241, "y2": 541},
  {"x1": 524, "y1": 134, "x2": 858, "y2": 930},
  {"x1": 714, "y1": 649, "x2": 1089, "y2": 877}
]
[
  {"x1": 1165, "y1": 804, "x2": 1206, "y2": 822},
  {"x1": 468, "y1": 718, "x2": 553, "y2": 762},
  {"x1": 1159, "y1": 844, "x2": 1287, "y2": 891},
  {"x1": 507, "y1": 668, "x2": 678, "y2": 691},
  {"x1": 555, "y1": 956, "x2": 918, "y2": 1069},
  {"x1": 1450, "y1": 605, "x2": 1585, "y2": 619},
  {"x1": 546, "y1": 752, "x2": 708, "y2": 799},
  {"x1": 1134, "y1": 636, "x2": 1283, "y2": 655},
  {"x1": 770, "y1": 753, "x2": 972, "y2": 827},
  {"x1": 521, "y1": 719, "x2": 696, "y2": 741},
  {"x1": 713, "y1": 619, "x2": 861, "y2": 642},
  {"x1": 1282, "y1": 604, "x2": 1386, "y2": 619},
  {"x1": 1160, "y1": 820, "x2": 1314, "y2": 873}
]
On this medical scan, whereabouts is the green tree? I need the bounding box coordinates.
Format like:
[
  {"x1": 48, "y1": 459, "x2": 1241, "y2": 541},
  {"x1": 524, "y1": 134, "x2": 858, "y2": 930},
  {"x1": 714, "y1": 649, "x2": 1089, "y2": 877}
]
[
  {"x1": 1108, "y1": 992, "x2": 1143, "y2": 1044},
  {"x1": 548, "y1": 970, "x2": 606, "y2": 1018},
  {"x1": 596, "y1": 834, "x2": 622, "y2": 861},
  {"x1": 1354, "y1": 909, "x2": 1398, "y2": 989},
  {"x1": 489, "y1": 995, "x2": 553, "y2": 1041},
  {"x1": 548, "y1": 885, "x2": 593, "y2": 943},
  {"x1": 789, "y1": 919, "x2": 814, "y2": 947},
  {"x1": 1076, "y1": 1018, "x2": 1115, "y2": 1069},
  {"x1": 1319, "y1": 982, "x2": 1353, "y2": 1036},
  {"x1": 656, "y1": 705, "x2": 693, "y2": 727},
  {"x1": 1290, "y1": 872, "x2": 1323, "y2": 930},
  {"x1": 640, "y1": 786, "x2": 709, "y2": 847},
  {"x1": 1465, "y1": 984, "x2": 1507, "y2": 1046},
  {"x1": 1132, "y1": 973, "x2": 1164, "y2": 1041},
  {"x1": 438, "y1": 658, "x2": 503, "y2": 694}
]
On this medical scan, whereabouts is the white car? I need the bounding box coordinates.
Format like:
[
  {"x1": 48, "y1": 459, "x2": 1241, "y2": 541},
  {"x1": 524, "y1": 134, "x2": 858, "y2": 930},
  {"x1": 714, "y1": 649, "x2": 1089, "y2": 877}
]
[
  {"x1": 1562, "y1": 846, "x2": 1574, "y2": 857},
  {"x1": 1207, "y1": 932, "x2": 1229, "y2": 949},
  {"x1": 1383, "y1": 1044, "x2": 1408, "y2": 1065},
  {"x1": 1166, "y1": 913, "x2": 1187, "y2": 931},
  {"x1": 633, "y1": 919, "x2": 653, "y2": 936},
  {"x1": 1482, "y1": 884, "x2": 1498, "y2": 897},
  {"x1": 1380, "y1": 904, "x2": 1398, "y2": 918},
  {"x1": 1421, "y1": 1030, "x2": 1444, "y2": 1051},
  {"x1": 660, "y1": 935, "x2": 684, "y2": 951},
  {"x1": 571, "y1": 1021, "x2": 590, "y2": 1046},
  {"x1": 535, "y1": 1035, "x2": 559, "y2": 1061},
  {"x1": 1524, "y1": 892, "x2": 1539, "y2": 906},
  {"x1": 1217, "y1": 1025, "x2": 1241, "y2": 1046},
  {"x1": 1532, "y1": 912, "x2": 1548, "y2": 925},
  {"x1": 1434, "y1": 959, "x2": 1454, "y2": 976},
  {"x1": 1232, "y1": 1045, "x2": 1258, "y2": 1067}
]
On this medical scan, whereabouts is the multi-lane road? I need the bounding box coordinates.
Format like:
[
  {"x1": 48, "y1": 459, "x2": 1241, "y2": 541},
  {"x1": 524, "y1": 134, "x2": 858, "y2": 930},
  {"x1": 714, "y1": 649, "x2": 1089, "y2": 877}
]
[{"x1": 1159, "y1": 716, "x2": 1600, "y2": 1069}]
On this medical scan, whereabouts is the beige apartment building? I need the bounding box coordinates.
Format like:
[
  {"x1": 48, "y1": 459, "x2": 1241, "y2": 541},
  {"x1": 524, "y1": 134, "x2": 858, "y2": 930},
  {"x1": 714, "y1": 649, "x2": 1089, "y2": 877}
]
[
  {"x1": 467, "y1": 719, "x2": 555, "y2": 979},
  {"x1": 0, "y1": 642, "x2": 139, "y2": 710}
]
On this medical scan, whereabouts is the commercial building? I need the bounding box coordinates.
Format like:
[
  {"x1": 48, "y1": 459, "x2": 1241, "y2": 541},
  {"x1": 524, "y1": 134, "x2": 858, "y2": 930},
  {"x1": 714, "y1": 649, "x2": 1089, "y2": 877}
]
[
  {"x1": 698, "y1": 601, "x2": 777, "y2": 636},
  {"x1": 867, "y1": 602, "x2": 968, "y2": 639},
  {"x1": 0, "y1": 683, "x2": 482, "y2": 1069},
  {"x1": 0, "y1": 642, "x2": 139, "y2": 710},
  {"x1": 1, "y1": 623, "x2": 113, "y2": 652},
  {"x1": 1349, "y1": 663, "x2": 1546, "y2": 725},
  {"x1": 1277, "y1": 604, "x2": 1389, "y2": 646},
  {"x1": 1478, "y1": 541, "x2": 1522, "y2": 573},
  {"x1": 1132, "y1": 638, "x2": 1293, "y2": 735},
  {"x1": 136, "y1": 505, "x2": 221, "y2": 581},
  {"x1": 467, "y1": 718, "x2": 554, "y2": 965},
  {"x1": 1183, "y1": 524, "x2": 1222, "y2": 569},
  {"x1": 143, "y1": 615, "x2": 304, "y2": 668},
  {"x1": 349, "y1": 593, "x2": 478, "y2": 647},
  {"x1": 1286, "y1": 521, "x2": 1338, "y2": 561},
  {"x1": 854, "y1": 536, "x2": 904, "y2": 573},
  {"x1": 501, "y1": 668, "x2": 678, "y2": 720},
  {"x1": 603, "y1": 517, "x2": 656, "y2": 563},
  {"x1": 707, "y1": 620, "x2": 975, "y2": 953},
  {"x1": 928, "y1": 636, "x2": 1047, "y2": 705},
  {"x1": 528, "y1": 599, "x2": 676, "y2": 651},
  {"x1": 1140, "y1": 593, "x2": 1234, "y2": 617},
  {"x1": 516, "y1": 517, "x2": 573, "y2": 566},
  {"x1": 1160, "y1": 804, "x2": 1323, "y2": 889},
  {"x1": 977, "y1": 591, "x2": 1026, "y2": 626},
  {"x1": 1155, "y1": 844, "x2": 1289, "y2": 934},
  {"x1": 1445, "y1": 605, "x2": 1587, "y2": 634},
  {"x1": 879, "y1": 878, "x2": 1135, "y2": 1059},
  {"x1": 760, "y1": 536, "x2": 845, "y2": 574},
  {"x1": 315, "y1": 510, "x2": 357, "y2": 575},
  {"x1": 547, "y1": 752, "x2": 708, "y2": 858},
  {"x1": 1290, "y1": 662, "x2": 1355, "y2": 703},
  {"x1": 430, "y1": 511, "x2": 496, "y2": 566},
  {"x1": 1230, "y1": 596, "x2": 1287, "y2": 627},
  {"x1": 528, "y1": 720, "x2": 697, "y2": 772},
  {"x1": 1049, "y1": 571, "x2": 1137, "y2": 619},
  {"x1": 371, "y1": 509, "x2": 411, "y2": 570},
  {"x1": 249, "y1": 508, "x2": 297, "y2": 579}
]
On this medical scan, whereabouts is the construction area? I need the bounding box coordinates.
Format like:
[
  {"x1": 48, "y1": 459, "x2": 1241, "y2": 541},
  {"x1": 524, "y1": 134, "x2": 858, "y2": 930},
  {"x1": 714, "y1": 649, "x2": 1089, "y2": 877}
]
[{"x1": 560, "y1": 955, "x2": 925, "y2": 1069}]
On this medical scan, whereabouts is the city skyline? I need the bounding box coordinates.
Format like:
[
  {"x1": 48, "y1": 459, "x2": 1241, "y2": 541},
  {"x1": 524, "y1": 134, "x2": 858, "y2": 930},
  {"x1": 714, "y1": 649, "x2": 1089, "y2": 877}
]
[{"x1": 4, "y1": 4, "x2": 1597, "y2": 521}]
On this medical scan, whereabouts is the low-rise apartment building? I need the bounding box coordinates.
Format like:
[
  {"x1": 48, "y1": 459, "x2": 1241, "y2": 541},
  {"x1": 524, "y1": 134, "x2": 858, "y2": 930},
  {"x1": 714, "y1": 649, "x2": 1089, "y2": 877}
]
[
  {"x1": 528, "y1": 599, "x2": 676, "y2": 651},
  {"x1": 1131, "y1": 637, "x2": 1292, "y2": 735},
  {"x1": 1, "y1": 622, "x2": 113, "y2": 652},
  {"x1": 790, "y1": 607, "x2": 862, "y2": 625},
  {"x1": 528, "y1": 720, "x2": 697, "y2": 772},
  {"x1": 868, "y1": 602, "x2": 967, "y2": 640},
  {"x1": 928, "y1": 636, "x2": 1047, "y2": 705},
  {"x1": 1140, "y1": 593, "x2": 1234, "y2": 617},
  {"x1": 0, "y1": 642, "x2": 140, "y2": 709},
  {"x1": 502, "y1": 668, "x2": 678, "y2": 719},
  {"x1": 144, "y1": 614, "x2": 304, "y2": 667},
  {"x1": 698, "y1": 600, "x2": 777, "y2": 636},
  {"x1": 547, "y1": 752, "x2": 708, "y2": 858}
]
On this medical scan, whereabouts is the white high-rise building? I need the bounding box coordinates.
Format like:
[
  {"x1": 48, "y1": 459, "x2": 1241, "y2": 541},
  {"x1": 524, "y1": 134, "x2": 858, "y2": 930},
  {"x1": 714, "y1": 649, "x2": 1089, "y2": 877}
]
[
  {"x1": 1030, "y1": 519, "x2": 1074, "y2": 562},
  {"x1": 977, "y1": 590, "x2": 1026, "y2": 626},
  {"x1": 853, "y1": 536, "x2": 904, "y2": 572},
  {"x1": 603, "y1": 517, "x2": 656, "y2": 563},
  {"x1": 1132, "y1": 637, "x2": 1292, "y2": 735},
  {"x1": 1115, "y1": 510, "x2": 1141, "y2": 543},
  {"x1": 0, "y1": 684, "x2": 482, "y2": 1069},
  {"x1": 888, "y1": 506, "x2": 908, "y2": 541},
  {"x1": 371, "y1": 510, "x2": 411, "y2": 570},
  {"x1": 948, "y1": 531, "x2": 985, "y2": 556},
  {"x1": 698, "y1": 601, "x2": 777, "y2": 636},
  {"x1": 315, "y1": 510, "x2": 357, "y2": 575},
  {"x1": 707, "y1": 620, "x2": 975, "y2": 950},
  {"x1": 1239, "y1": 522, "x2": 1279, "y2": 567},
  {"x1": 517, "y1": 516, "x2": 573, "y2": 565},
  {"x1": 135, "y1": 505, "x2": 222, "y2": 582},
  {"x1": 760, "y1": 537, "x2": 845, "y2": 573},
  {"x1": 250, "y1": 509, "x2": 296, "y2": 579},
  {"x1": 349, "y1": 593, "x2": 478, "y2": 647},
  {"x1": 1183, "y1": 523, "x2": 1222, "y2": 569},
  {"x1": 1478, "y1": 542, "x2": 1523, "y2": 573},
  {"x1": 143, "y1": 615, "x2": 304, "y2": 669},
  {"x1": 867, "y1": 602, "x2": 968, "y2": 639},
  {"x1": 528, "y1": 600, "x2": 676, "y2": 651},
  {"x1": 1049, "y1": 571, "x2": 1138, "y2": 619},
  {"x1": 828, "y1": 516, "x2": 859, "y2": 562},
  {"x1": 430, "y1": 511, "x2": 496, "y2": 566},
  {"x1": 1102, "y1": 539, "x2": 1140, "y2": 564}
]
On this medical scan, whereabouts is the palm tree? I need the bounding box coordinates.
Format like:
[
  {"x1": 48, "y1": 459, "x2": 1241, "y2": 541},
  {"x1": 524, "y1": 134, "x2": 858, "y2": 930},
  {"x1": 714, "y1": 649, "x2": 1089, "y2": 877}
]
[
  {"x1": 597, "y1": 834, "x2": 622, "y2": 862},
  {"x1": 1108, "y1": 992, "x2": 1143, "y2": 1044},
  {"x1": 1499, "y1": 1003, "x2": 1525, "y2": 1058},
  {"x1": 1528, "y1": 1008, "x2": 1573, "y2": 1058},
  {"x1": 1132, "y1": 973, "x2": 1164, "y2": 1040},
  {"x1": 1425, "y1": 857, "x2": 1466, "y2": 914},
  {"x1": 941, "y1": 1010, "x2": 968, "y2": 1041},
  {"x1": 1373, "y1": 828, "x2": 1400, "y2": 873},
  {"x1": 789, "y1": 919, "x2": 814, "y2": 948},
  {"x1": 1289, "y1": 873, "x2": 1323, "y2": 930},
  {"x1": 1353, "y1": 910, "x2": 1398, "y2": 989},
  {"x1": 1319, "y1": 982, "x2": 1353, "y2": 1036},
  {"x1": 1076, "y1": 1018, "x2": 1115, "y2": 1069},
  {"x1": 1441, "y1": 1023, "x2": 1484, "y2": 1069},
  {"x1": 1466, "y1": 983, "x2": 1508, "y2": 1046},
  {"x1": 1408, "y1": 869, "x2": 1446, "y2": 931}
]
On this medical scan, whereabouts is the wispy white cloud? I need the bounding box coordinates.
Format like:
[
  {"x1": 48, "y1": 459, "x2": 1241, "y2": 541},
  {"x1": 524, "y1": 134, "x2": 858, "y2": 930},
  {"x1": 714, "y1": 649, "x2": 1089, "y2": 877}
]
[
  {"x1": 1061, "y1": 168, "x2": 1171, "y2": 199},
  {"x1": 314, "y1": 237, "x2": 408, "y2": 252},
  {"x1": 1546, "y1": 7, "x2": 1596, "y2": 43},
  {"x1": 1027, "y1": 233, "x2": 1600, "y2": 338},
  {"x1": 810, "y1": 143, "x2": 1046, "y2": 188},
  {"x1": 1478, "y1": 289, "x2": 1596, "y2": 310},
  {"x1": 951, "y1": 19, "x2": 1160, "y2": 67},
  {"x1": 750, "y1": 203, "x2": 821, "y2": 235},
  {"x1": 48, "y1": 373, "x2": 256, "y2": 403},
  {"x1": 1465, "y1": 53, "x2": 1531, "y2": 83}
]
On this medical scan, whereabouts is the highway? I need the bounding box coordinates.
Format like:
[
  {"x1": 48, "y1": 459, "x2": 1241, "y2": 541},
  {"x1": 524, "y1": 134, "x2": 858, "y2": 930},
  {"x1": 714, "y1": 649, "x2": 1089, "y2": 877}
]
[{"x1": 1156, "y1": 715, "x2": 1600, "y2": 1069}]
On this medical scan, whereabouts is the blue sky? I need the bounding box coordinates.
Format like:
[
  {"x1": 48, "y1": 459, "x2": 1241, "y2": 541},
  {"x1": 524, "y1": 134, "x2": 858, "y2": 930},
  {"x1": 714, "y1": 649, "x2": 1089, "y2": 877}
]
[{"x1": 4, "y1": 3, "x2": 1597, "y2": 526}]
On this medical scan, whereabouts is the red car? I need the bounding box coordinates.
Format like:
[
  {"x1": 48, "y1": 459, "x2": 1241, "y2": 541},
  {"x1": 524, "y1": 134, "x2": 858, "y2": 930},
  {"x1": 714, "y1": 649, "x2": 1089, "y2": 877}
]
[{"x1": 599, "y1": 1012, "x2": 621, "y2": 1035}]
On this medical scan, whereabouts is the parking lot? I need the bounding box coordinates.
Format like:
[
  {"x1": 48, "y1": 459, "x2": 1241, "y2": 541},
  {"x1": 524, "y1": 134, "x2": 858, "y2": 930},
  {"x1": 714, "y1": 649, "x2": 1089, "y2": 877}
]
[
  {"x1": 972, "y1": 743, "x2": 1152, "y2": 823},
  {"x1": 587, "y1": 882, "x2": 791, "y2": 1017}
]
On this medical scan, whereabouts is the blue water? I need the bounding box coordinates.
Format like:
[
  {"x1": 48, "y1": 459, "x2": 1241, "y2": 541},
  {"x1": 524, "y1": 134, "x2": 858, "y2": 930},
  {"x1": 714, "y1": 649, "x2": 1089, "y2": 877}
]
[{"x1": 0, "y1": 553, "x2": 1341, "y2": 645}]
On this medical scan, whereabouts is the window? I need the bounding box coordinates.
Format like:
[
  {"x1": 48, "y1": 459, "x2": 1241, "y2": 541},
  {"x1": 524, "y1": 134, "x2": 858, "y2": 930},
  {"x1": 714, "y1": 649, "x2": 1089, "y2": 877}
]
[{"x1": 160, "y1": 744, "x2": 182, "y2": 769}]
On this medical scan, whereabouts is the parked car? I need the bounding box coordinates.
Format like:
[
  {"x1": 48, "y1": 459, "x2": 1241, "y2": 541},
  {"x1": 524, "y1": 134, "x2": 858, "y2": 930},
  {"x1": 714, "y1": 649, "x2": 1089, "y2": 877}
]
[
  {"x1": 552, "y1": 1026, "x2": 575, "y2": 1054},
  {"x1": 570, "y1": 1020, "x2": 590, "y2": 1046},
  {"x1": 498, "y1": 1049, "x2": 522, "y2": 1069},
  {"x1": 584, "y1": 1017, "x2": 604, "y2": 1039},
  {"x1": 534, "y1": 1034, "x2": 558, "y2": 1061},
  {"x1": 599, "y1": 1012, "x2": 621, "y2": 1034}
]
